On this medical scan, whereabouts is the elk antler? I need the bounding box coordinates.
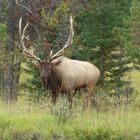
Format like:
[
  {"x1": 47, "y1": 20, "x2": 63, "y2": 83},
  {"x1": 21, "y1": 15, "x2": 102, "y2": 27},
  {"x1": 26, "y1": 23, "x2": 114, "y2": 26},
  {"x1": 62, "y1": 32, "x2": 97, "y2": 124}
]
[
  {"x1": 50, "y1": 15, "x2": 74, "y2": 60},
  {"x1": 16, "y1": 0, "x2": 33, "y2": 14},
  {"x1": 18, "y1": 18, "x2": 42, "y2": 62}
]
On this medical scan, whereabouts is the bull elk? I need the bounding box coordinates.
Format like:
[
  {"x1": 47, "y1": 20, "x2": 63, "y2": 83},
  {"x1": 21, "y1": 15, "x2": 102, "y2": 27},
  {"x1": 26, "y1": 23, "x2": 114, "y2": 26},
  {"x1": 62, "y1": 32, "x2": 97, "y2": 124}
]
[{"x1": 18, "y1": 16, "x2": 100, "y2": 108}]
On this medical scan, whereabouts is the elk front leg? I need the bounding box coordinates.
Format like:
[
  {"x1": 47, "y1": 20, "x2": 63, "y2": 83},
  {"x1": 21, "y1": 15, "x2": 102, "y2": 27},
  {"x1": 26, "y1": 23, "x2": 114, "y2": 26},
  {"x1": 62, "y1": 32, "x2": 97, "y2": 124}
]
[
  {"x1": 67, "y1": 92, "x2": 73, "y2": 108},
  {"x1": 51, "y1": 91, "x2": 58, "y2": 104}
]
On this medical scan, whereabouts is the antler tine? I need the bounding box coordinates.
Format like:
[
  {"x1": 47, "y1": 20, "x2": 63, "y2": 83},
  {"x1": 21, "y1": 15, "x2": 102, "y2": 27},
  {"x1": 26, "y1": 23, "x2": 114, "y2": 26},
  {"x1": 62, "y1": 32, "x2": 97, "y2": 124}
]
[
  {"x1": 63, "y1": 15, "x2": 74, "y2": 48},
  {"x1": 18, "y1": 17, "x2": 42, "y2": 62},
  {"x1": 19, "y1": 18, "x2": 29, "y2": 49},
  {"x1": 16, "y1": 0, "x2": 33, "y2": 14},
  {"x1": 22, "y1": 21, "x2": 29, "y2": 40},
  {"x1": 50, "y1": 15, "x2": 74, "y2": 60},
  {"x1": 49, "y1": 50, "x2": 53, "y2": 61}
]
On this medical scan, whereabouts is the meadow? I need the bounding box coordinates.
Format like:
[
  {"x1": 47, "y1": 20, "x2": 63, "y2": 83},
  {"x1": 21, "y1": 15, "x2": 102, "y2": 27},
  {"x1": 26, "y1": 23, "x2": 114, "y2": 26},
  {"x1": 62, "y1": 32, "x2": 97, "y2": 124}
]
[{"x1": 0, "y1": 70, "x2": 140, "y2": 140}]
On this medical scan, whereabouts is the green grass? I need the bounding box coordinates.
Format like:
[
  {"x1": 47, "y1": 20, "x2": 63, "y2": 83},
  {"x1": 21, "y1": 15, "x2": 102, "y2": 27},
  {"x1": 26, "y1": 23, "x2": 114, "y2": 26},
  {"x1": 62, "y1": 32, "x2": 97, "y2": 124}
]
[
  {"x1": 0, "y1": 99, "x2": 140, "y2": 140},
  {"x1": 131, "y1": 70, "x2": 140, "y2": 92},
  {"x1": 0, "y1": 70, "x2": 139, "y2": 140},
  {"x1": 130, "y1": 70, "x2": 140, "y2": 110}
]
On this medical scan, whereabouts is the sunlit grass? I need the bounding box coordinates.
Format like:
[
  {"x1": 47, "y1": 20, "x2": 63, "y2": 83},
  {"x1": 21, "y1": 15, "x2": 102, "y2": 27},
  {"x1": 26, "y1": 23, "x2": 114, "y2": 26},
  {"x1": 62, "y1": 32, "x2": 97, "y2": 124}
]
[
  {"x1": 0, "y1": 69, "x2": 140, "y2": 139},
  {"x1": 0, "y1": 98, "x2": 140, "y2": 139},
  {"x1": 131, "y1": 70, "x2": 140, "y2": 92}
]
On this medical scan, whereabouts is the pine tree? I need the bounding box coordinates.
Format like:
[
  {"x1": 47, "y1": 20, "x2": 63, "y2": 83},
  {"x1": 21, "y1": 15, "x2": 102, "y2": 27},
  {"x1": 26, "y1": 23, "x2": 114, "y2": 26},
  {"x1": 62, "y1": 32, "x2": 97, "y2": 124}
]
[
  {"x1": 126, "y1": 0, "x2": 140, "y2": 68},
  {"x1": 74, "y1": 0, "x2": 132, "y2": 90}
]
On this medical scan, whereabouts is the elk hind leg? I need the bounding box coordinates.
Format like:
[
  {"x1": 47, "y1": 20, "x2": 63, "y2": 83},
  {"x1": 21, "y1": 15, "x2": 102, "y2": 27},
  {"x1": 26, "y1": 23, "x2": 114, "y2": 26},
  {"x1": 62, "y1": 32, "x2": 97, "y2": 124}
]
[{"x1": 86, "y1": 86, "x2": 94, "y2": 109}]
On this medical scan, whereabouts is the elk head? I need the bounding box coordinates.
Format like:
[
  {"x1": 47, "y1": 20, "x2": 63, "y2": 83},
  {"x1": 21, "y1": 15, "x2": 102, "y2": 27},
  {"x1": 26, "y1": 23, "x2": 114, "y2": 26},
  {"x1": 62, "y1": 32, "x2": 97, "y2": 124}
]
[{"x1": 18, "y1": 15, "x2": 74, "y2": 80}]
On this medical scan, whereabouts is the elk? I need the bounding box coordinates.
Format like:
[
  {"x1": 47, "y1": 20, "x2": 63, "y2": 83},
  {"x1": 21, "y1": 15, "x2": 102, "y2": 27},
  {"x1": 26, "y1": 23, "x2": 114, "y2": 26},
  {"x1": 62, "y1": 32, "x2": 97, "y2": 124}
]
[{"x1": 18, "y1": 16, "x2": 100, "y2": 108}]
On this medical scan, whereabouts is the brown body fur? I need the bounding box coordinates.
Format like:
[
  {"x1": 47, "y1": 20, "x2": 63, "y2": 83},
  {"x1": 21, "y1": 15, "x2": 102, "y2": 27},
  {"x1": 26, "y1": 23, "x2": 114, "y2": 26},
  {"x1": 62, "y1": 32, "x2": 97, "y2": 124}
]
[{"x1": 41, "y1": 56, "x2": 100, "y2": 107}]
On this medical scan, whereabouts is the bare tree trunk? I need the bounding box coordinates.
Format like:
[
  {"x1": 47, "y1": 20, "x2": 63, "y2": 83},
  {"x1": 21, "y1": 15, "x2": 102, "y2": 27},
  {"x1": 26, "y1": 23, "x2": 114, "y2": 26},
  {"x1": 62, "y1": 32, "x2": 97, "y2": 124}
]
[
  {"x1": 50, "y1": 0, "x2": 54, "y2": 11},
  {"x1": 3, "y1": 0, "x2": 17, "y2": 102},
  {"x1": 13, "y1": 60, "x2": 21, "y2": 98}
]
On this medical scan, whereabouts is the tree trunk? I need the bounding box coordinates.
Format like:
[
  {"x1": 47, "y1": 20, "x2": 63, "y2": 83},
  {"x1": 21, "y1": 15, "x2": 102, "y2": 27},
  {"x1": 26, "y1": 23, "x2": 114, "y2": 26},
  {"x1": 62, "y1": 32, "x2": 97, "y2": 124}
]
[
  {"x1": 3, "y1": 0, "x2": 17, "y2": 102},
  {"x1": 13, "y1": 60, "x2": 21, "y2": 98},
  {"x1": 99, "y1": 48, "x2": 105, "y2": 87}
]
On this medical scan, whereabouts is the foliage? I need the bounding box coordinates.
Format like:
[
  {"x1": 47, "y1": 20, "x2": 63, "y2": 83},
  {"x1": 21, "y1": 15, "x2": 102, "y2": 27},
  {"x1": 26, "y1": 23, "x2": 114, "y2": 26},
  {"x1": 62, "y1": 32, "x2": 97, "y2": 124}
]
[
  {"x1": 41, "y1": 1, "x2": 69, "y2": 28},
  {"x1": 0, "y1": 99, "x2": 140, "y2": 140},
  {"x1": 74, "y1": 0, "x2": 133, "y2": 97},
  {"x1": 51, "y1": 97, "x2": 74, "y2": 125},
  {"x1": 124, "y1": 0, "x2": 140, "y2": 68},
  {"x1": 0, "y1": 0, "x2": 7, "y2": 23},
  {"x1": 0, "y1": 23, "x2": 7, "y2": 94},
  {"x1": 0, "y1": 23, "x2": 7, "y2": 45}
]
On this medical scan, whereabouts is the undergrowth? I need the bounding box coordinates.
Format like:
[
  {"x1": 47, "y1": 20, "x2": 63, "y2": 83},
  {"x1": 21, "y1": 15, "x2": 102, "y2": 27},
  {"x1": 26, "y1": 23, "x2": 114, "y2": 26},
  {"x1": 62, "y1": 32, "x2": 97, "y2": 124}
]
[
  {"x1": 0, "y1": 70, "x2": 139, "y2": 140},
  {"x1": 0, "y1": 97, "x2": 139, "y2": 140}
]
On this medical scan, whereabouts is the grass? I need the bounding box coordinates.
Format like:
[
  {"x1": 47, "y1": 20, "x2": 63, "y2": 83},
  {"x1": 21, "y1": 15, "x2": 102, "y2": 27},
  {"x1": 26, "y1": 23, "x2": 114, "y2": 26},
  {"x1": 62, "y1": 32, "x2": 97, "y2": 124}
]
[
  {"x1": 0, "y1": 98, "x2": 140, "y2": 140},
  {"x1": 0, "y1": 70, "x2": 139, "y2": 140},
  {"x1": 130, "y1": 70, "x2": 140, "y2": 110},
  {"x1": 131, "y1": 70, "x2": 140, "y2": 92}
]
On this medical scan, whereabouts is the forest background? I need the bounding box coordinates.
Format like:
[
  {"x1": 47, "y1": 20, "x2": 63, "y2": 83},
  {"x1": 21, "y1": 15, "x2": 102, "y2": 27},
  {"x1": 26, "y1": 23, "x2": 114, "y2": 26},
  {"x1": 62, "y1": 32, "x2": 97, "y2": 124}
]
[{"x1": 0, "y1": 0, "x2": 140, "y2": 139}]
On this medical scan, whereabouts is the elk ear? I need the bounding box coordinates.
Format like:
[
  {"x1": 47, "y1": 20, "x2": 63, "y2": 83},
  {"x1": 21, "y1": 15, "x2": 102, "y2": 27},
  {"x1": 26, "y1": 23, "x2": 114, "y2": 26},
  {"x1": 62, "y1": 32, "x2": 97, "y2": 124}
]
[{"x1": 51, "y1": 59, "x2": 62, "y2": 67}]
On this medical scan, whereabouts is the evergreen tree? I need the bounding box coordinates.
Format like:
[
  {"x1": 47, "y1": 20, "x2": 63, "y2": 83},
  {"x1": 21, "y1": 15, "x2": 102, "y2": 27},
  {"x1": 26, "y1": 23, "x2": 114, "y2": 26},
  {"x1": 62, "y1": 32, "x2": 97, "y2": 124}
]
[
  {"x1": 126, "y1": 0, "x2": 140, "y2": 68},
  {"x1": 74, "y1": 0, "x2": 132, "y2": 90},
  {"x1": 0, "y1": 23, "x2": 7, "y2": 94}
]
